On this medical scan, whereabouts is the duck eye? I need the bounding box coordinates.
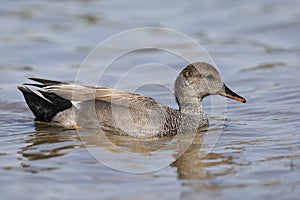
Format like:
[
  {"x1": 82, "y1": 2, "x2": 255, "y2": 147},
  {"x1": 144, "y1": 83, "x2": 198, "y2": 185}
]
[{"x1": 206, "y1": 74, "x2": 215, "y2": 80}]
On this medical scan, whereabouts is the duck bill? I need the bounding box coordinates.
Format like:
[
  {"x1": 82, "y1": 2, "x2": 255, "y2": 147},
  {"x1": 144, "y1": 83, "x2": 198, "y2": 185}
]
[{"x1": 218, "y1": 84, "x2": 246, "y2": 103}]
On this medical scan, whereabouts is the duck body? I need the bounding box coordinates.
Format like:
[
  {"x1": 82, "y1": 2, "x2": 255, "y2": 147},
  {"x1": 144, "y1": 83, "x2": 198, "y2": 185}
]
[{"x1": 18, "y1": 62, "x2": 245, "y2": 138}]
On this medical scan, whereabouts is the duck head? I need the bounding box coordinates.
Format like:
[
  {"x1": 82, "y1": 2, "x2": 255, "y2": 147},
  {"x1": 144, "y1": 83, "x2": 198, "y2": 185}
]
[{"x1": 174, "y1": 62, "x2": 246, "y2": 106}]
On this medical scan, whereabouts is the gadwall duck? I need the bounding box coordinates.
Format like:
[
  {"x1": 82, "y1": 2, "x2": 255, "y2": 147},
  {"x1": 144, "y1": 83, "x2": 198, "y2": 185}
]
[{"x1": 18, "y1": 62, "x2": 246, "y2": 138}]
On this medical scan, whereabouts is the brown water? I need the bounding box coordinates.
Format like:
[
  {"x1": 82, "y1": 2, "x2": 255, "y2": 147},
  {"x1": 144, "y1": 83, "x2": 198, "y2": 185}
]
[{"x1": 1, "y1": 0, "x2": 300, "y2": 199}]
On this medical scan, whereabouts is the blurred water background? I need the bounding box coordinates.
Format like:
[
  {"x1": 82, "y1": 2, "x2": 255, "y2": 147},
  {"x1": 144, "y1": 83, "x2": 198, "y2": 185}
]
[{"x1": 0, "y1": 0, "x2": 300, "y2": 199}]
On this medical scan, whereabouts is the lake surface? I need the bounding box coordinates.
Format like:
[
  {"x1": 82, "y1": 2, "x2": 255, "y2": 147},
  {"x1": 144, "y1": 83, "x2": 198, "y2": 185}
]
[{"x1": 1, "y1": 0, "x2": 300, "y2": 199}]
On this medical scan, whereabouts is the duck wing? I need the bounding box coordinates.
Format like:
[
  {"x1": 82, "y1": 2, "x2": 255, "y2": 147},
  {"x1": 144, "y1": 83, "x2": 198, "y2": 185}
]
[{"x1": 26, "y1": 78, "x2": 164, "y2": 108}]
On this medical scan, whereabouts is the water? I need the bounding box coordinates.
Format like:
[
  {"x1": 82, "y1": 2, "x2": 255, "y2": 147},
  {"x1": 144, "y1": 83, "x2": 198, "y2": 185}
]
[{"x1": 1, "y1": 0, "x2": 300, "y2": 199}]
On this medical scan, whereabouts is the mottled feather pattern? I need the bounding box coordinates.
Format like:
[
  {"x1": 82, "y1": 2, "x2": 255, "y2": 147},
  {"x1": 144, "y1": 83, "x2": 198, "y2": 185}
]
[{"x1": 18, "y1": 62, "x2": 246, "y2": 138}]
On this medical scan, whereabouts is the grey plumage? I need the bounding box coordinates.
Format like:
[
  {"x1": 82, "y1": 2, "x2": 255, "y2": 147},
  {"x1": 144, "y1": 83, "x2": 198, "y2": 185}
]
[{"x1": 17, "y1": 62, "x2": 246, "y2": 138}]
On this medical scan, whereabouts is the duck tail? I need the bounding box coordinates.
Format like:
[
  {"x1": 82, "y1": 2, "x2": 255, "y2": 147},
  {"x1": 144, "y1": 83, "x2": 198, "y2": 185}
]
[{"x1": 17, "y1": 85, "x2": 72, "y2": 122}]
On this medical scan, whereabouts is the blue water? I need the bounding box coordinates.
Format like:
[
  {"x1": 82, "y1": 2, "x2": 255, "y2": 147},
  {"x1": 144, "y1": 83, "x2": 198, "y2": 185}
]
[{"x1": 0, "y1": 0, "x2": 300, "y2": 199}]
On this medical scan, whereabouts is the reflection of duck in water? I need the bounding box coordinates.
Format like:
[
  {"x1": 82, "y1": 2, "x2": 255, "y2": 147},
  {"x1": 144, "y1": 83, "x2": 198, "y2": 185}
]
[
  {"x1": 171, "y1": 130, "x2": 234, "y2": 180},
  {"x1": 20, "y1": 124, "x2": 233, "y2": 178},
  {"x1": 80, "y1": 126, "x2": 234, "y2": 179},
  {"x1": 18, "y1": 125, "x2": 82, "y2": 173},
  {"x1": 21, "y1": 125, "x2": 82, "y2": 161},
  {"x1": 18, "y1": 62, "x2": 246, "y2": 138}
]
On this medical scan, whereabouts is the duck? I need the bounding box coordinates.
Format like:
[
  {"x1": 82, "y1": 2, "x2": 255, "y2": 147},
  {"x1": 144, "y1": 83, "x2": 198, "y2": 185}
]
[{"x1": 18, "y1": 62, "x2": 246, "y2": 138}]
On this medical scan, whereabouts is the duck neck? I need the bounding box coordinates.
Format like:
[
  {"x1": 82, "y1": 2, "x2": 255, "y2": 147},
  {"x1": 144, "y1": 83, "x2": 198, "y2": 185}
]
[{"x1": 177, "y1": 97, "x2": 205, "y2": 117}]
